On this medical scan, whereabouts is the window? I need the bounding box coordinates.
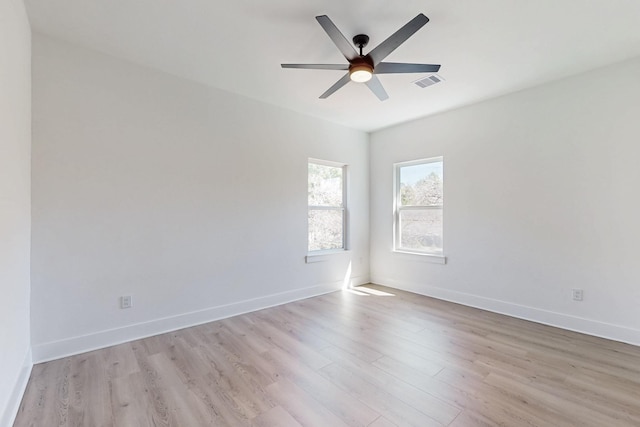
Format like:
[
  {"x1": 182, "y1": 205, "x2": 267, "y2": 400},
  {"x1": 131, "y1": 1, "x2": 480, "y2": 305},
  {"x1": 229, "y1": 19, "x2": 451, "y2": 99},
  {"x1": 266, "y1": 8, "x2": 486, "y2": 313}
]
[
  {"x1": 394, "y1": 157, "x2": 443, "y2": 255},
  {"x1": 308, "y1": 160, "x2": 346, "y2": 252}
]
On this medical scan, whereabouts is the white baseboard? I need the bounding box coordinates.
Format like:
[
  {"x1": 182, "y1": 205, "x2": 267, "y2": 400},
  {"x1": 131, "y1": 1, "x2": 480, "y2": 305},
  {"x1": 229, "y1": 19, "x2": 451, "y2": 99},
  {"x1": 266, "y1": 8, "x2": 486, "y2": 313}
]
[
  {"x1": 1, "y1": 347, "x2": 32, "y2": 427},
  {"x1": 33, "y1": 277, "x2": 368, "y2": 364},
  {"x1": 371, "y1": 276, "x2": 640, "y2": 347}
]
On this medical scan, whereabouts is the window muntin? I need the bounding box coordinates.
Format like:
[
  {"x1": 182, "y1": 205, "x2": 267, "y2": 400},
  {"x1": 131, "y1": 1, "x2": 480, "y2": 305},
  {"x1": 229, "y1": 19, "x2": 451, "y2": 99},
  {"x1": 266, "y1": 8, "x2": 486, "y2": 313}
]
[
  {"x1": 308, "y1": 160, "x2": 346, "y2": 252},
  {"x1": 395, "y1": 158, "x2": 443, "y2": 255}
]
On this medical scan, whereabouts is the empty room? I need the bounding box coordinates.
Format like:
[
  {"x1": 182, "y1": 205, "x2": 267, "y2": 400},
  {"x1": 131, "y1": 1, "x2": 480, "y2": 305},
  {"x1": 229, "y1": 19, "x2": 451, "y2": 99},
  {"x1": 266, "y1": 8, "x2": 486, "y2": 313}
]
[{"x1": 2, "y1": 0, "x2": 640, "y2": 426}]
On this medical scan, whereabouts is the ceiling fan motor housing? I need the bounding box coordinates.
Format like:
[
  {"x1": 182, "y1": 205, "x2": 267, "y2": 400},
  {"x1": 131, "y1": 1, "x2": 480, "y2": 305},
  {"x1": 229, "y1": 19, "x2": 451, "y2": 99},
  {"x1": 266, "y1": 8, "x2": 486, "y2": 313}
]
[{"x1": 349, "y1": 55, "x2": 374, "y2": 82}]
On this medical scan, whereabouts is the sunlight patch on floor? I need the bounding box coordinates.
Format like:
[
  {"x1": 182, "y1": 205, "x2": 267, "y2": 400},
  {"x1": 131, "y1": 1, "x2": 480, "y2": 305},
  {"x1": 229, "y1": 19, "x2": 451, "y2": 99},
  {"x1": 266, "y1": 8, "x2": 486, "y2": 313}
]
[
  {"x1": 357, "y1": 286, "x2": 395, "y2": 296},
  {"x1": 346, "y1": 286, "x2": 396, "y2": 297}
]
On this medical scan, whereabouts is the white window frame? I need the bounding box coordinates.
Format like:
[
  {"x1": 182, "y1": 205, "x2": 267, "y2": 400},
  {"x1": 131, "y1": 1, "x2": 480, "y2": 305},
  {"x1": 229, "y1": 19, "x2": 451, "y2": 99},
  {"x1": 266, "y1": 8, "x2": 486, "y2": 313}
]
[
  {"x1": 393, "y1": 157, "x2": 445, "y2": 262},
  {"x1": 307, "y1": 158, "x2": 348, "y2": 254}
]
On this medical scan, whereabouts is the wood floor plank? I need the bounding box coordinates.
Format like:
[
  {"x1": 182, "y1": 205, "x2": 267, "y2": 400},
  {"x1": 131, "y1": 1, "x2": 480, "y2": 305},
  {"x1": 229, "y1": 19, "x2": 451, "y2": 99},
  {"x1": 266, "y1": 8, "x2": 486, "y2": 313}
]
[
  {"x1": 251, "y1": 307, "x2": 334, "y2": 352},
  {"x1": 260, "y1": 346, "x2": 381, "y2": 427},
  {"x1": 67, "y1": 352, "x2": 114, "y2": 427},
  {"x1": 14, "y1": 284, "x2": 640, "y2": 427},
  {"x1": 245, "y1": 313, "x2": 332, "y2": 370},
  {"x1": 193, "y1": 336, "x2": 276, "y2": 420},
  {"x1": 320, "y1": 345, "x2": 460, "y2": 425},
  {"x1": 282, "y1": 303, "x2": 385, "y2": 363},
  {"x1": 101, "y1": 342, "x2": 140, "y2": 380},
  {"x1": 318, "y1": 362, "x2": 442, "y2": 427},
  {"x1": 486, "y1": 370, "x2": 640, "y2": 426},
  {"x1": 250, "y1": 405, "x2": 302, "y2": 427},
  {"x1": 265, "y1": 378, "x2": 350, "y2": 427},
  {"x1": 210, "y1": 327, "x2": 277, "y2": 389},
  {"x1": 434, "y1": 366, "x2": 576, "y2": 427},
  {"x1": 144, "y1": 352, "x2": 220, "y2": 426},
  {"x1": 110, "y1": 373, "x2": 156, "y2": 427},
  {"x1": 218, "y1": 316, "x2": 274, "y2": 355},
  {"x1": 447, "y1": 411, "x2": 498, "y2": 427},
  {"x1": 367, "y1": 415, "x2": 398, "y2": 427},
  {"x1": 188, "y1": 369, "x2": 254, "y2": 426},
  {"x1": 14, "y1": 359, "x2": 70, "y2": 426},
  {"x1": 371, "y1": 355, "x2": 464, "y2": 402}
]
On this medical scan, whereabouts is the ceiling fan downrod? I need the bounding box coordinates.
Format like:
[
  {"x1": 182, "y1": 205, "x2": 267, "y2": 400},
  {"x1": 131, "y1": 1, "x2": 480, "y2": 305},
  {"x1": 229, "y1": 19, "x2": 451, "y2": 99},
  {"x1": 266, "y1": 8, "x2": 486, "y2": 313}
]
[{"x1": 352, "y1": 34, "x2": 369, "y2": 56}]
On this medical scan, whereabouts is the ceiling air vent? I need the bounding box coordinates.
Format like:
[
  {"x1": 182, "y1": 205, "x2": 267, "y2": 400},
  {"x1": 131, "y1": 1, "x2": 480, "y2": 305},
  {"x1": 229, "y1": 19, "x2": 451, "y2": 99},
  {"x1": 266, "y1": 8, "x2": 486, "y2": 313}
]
[{"x1": 413, "y1": 74, "x2": 444, "y2": 88}]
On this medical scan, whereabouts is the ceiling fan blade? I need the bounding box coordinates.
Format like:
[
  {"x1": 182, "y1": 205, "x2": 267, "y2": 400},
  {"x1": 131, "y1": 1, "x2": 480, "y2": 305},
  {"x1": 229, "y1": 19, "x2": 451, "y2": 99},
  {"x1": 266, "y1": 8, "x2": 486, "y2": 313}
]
[
  {"x1": 316, "y1": 15, "x2": 359, "y2": 61},
  {"x1": 281, "y1": 64, "x2": 349, "y2": 70},
  {"x1": 365, "y1": 76, "x2": 389, "y2": 101},
  {"x1": 319, "y1": 73, "x2": 351, "y2": 99},
  {"x1": 368, "y1": 14, "x2": 429, "y2": 65},
  {"x1": 375, "y1": 62, "x2": 440, "y2": 74}
]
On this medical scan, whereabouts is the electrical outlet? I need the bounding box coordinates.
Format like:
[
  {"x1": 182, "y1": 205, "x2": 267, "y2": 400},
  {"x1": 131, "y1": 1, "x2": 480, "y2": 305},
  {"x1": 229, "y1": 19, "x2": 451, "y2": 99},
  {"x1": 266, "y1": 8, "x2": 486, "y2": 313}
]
[
  {"x1": 572, "y1": 289, "x2": 583, "y2": 301},
  {"x1": 121, "y1": 295, "x2": 132, "y2": 309}
]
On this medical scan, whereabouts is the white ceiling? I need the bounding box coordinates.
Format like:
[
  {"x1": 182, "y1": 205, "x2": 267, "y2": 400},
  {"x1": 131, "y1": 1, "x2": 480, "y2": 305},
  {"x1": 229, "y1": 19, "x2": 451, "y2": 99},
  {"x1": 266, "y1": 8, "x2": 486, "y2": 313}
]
[{"x1": 25, "y1": 0, "x2": 640, "y2": 132}]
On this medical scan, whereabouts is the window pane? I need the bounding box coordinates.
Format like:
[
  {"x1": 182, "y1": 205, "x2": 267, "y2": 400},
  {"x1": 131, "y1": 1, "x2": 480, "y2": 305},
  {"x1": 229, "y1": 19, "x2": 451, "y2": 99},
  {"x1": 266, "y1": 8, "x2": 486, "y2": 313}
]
[
  {"x1": 399, "y1": 209, "x2": 443, "y2": 253},
  {"x1": 308, "y1": 163, "x2": 343, "y2": 207},
  {"x1": 308, "y1": 209, "x2": 343, "y2": 251},
  {"x1": 400, "y1": 161, "x2": 443, "y2": 207}
]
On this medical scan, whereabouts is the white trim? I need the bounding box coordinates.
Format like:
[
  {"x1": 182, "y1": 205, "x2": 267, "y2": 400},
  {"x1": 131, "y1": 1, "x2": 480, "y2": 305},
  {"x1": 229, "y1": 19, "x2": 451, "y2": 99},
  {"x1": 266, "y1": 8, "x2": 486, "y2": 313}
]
[
  {"x1": 308, "y1": 205, "x2": 345, "y2": 210},
  {"x1": 392, "y1": 250, "x2": 447, "y2": 264},
  {"x1": 308, "y1": 159, "x2": 348, "y2": 251},
  {"x1": 305, "y1": 250, "x2": 351, "y2": 263},
  {"x1": 0, "y1": 347, "x2": 33, "y2": 427},
  {"x1": 308, "y1": 157, "x2": 346, "y2": 168},
  {"x1": 394, "y1": 156, "x2": 444, "y2": 168},
  {"x1": 393, "y1": 157, "x2": 444, "y2": 254},
  {"x1": 370, "y1": 276, "x2": 640, "y2": 347},
  {"x1": 398, "y1": 205, "x2": 442, "y2": 211},
  {"x1": 32, "y1": 280, "x2": 368, "y2": 363}
]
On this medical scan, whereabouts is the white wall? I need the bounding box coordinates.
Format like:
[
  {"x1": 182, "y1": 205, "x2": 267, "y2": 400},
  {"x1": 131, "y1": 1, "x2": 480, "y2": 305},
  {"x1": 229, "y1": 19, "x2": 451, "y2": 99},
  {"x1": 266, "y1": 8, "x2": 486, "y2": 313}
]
[
  {"x1": 0, "y1": 0, "x2": 32, "y2": 425},
  {"x1": 28, "y1": 27, "x2": 640, "y2": 369},
  {"x1": 370, "y1": 57, "x2": 640, "y2": 345},
  {"x1": 31, "y1": 35, "x2": 369, "y2": 362}
]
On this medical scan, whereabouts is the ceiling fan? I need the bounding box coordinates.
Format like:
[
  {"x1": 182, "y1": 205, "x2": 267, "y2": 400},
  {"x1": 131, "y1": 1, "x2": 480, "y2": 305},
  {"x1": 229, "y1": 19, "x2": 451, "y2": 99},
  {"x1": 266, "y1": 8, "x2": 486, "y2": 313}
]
[{"x1": 281, "y1": 13, "x2": 441, "y2": 101}]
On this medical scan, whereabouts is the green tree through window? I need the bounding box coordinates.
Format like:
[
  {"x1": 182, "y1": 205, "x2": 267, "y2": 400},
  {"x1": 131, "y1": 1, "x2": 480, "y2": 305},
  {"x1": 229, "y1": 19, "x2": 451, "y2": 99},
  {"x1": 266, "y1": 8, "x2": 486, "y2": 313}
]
[
  {"x1": 395, "y1": 158, "x2": 443, "y2": 254},
  {"x1": 308, "y1": 160, "x2": 346, "y2": 251}
]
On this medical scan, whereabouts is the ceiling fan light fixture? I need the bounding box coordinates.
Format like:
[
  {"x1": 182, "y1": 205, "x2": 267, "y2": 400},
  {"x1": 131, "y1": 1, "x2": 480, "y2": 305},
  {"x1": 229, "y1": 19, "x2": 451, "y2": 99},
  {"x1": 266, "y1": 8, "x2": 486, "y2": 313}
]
[
  {"x1": 282, "y1": 14, "x2": 438, "y2": 100},
  {"x1": 349, "y1": 64, "x2": 373, "y2": 83}
]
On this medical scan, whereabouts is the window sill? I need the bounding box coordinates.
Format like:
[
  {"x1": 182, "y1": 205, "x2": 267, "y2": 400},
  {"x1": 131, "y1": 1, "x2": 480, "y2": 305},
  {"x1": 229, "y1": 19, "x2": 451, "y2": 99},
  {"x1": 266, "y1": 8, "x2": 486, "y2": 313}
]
[
  {"x1": 393, "y1": 250, "x2": 447, "y2": 264},
  {"x1": 306, "y1": 250, "x2": 350, "y2": 263}
]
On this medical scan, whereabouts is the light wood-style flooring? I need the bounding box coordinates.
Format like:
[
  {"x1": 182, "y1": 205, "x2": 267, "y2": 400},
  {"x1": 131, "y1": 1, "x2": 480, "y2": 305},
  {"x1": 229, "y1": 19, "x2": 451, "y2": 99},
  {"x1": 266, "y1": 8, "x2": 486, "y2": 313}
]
[{"x1": 14, "y1": 284, "x2": 640, "y2": 426}]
